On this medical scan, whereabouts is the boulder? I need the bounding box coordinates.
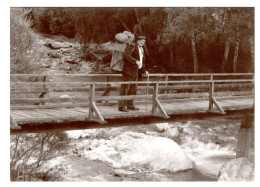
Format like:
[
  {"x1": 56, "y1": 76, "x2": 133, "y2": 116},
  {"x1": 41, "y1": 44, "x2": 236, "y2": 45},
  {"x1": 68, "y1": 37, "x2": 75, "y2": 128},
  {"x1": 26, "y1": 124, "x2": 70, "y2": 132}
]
[
  {"x1": 47, "y1": 51, "x2": 61, "y2": 58},
  {"x1": 155, "y1": 123, "x2": 170, "y2": 132},
  {"x1": 45, "y1": 41, "x2": 72, "y2": 49},
  {"x1": 84, "y1": 132, "x2": 194, "y2": 172},
  {"x1": 61, "y1": 56, "x2": 79, "y2": 64},
  {"x1": 57, "y1": 65, "x2": 71, "y2": 71},
  {"x1": 218, "y1": 157, "x2": 254, "y2": 181},
  {"x1": 163, "y1": 128, "x2": 179, "y2": 139}
]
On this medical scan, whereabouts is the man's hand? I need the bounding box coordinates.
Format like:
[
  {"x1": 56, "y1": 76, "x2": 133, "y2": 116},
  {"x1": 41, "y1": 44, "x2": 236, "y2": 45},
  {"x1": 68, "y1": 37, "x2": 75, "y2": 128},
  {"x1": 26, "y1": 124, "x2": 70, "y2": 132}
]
[
  {"x1": 143, "y1": 71, "x2": 149, "y2": 76},
  {"x1": 136, "y1": 61, "x2": 142, "y2": 69}
]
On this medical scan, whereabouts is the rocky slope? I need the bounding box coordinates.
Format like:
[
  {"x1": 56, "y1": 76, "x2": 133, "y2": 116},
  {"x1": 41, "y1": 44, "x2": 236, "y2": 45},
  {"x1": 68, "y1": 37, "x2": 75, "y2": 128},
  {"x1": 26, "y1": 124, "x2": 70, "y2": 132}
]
[{"x1": 39, "y1": 35, "x2": 114, "y2": 74}]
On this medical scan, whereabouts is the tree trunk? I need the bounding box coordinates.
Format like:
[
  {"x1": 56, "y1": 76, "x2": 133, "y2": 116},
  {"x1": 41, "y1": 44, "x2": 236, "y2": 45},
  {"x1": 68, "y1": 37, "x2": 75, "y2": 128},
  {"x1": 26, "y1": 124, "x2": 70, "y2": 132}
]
[
  {"x1": 191, "y1": 31, "x2": 198, "y2": 73},
  {"x1": 233, "y1": 40, "x2": 240, "y2": 73},
  {"x1": 222, "y1": 39, "x2": 230, "y2": 73},
  {"x1": 250, "y1": 36, "x2": 254, "y2": 69},
  {"x1": 170, "y1": 42, "x2": 174, "y2": 69}
]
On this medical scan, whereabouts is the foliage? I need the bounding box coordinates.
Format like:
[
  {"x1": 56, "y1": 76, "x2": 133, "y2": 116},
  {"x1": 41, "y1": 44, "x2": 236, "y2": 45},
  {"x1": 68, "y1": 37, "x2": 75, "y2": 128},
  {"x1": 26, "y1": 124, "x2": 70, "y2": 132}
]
[
  {"x1": 10, "y1": 132, "x2": 69, "y2": 181},
  {"x1": 24, "y1": 7, "x2": 254, "y2": 73},
  {"x1": 10, "y1": 8, "x2": 44, "y2": 74}
]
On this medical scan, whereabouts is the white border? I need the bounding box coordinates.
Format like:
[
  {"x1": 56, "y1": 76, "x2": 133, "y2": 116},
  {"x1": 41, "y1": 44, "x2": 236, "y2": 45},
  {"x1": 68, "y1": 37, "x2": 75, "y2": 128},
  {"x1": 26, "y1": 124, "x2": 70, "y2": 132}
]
[{"x1": 2, "y1": 0, "x2": 259, "y2": 186}]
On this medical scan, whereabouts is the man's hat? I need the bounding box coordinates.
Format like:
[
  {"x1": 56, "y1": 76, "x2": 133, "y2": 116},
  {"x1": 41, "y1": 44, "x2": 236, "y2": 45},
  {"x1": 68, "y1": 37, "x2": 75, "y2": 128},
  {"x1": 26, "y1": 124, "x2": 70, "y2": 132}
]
[{"x1": 137, "y1": 35, "x2": 146, "y2": 40}]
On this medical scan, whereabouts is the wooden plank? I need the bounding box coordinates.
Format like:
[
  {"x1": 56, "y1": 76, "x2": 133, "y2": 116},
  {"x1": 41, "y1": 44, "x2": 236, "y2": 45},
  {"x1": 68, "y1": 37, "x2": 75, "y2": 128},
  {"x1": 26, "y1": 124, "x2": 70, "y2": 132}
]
[
  {"x1": 10, "y1": 83, "x2": 253, "y2": 95},
  {"x1": 54, "y1": 108, "x2": 87, "y2": 117},
  {"x1": 89, "y1": 84, "x2": 95, "y2": 119},
  {"x1": 22, "y1": 110, "x2": 53, "y2": 118},
  {"x1": 11, "y1": 96, "x2": 89, "y2": 105},
  {"x1": 10, "y1": 73, "x2": 254, "y2": 78},
  {"x1": 33, "y1": 109, "x2": 68, "y2": 117},
  {"x1": 10, "y1": 79, "x2": 254, "y2": 87},
  {"x1": 11, "y1": 102, "x2": 90, "y2": 110},
  {"x1": 11, "y1": 110, "x2": 41, "y2": 119},
  {"x1": 154, "y1": 98, "x2": 170, "y2": 118},
  {"x1": 152, "y1": 83, "x2": 158, "y2": 114},
  {"x1": 10, "y1": 114, "x2": 21, "y2": 130},
  {"x1": 91, "y1": 102, "x2": 106, "y2": 124},
  {"x1": 69, "y1": 107, "x2": 89, "y2": 114}
]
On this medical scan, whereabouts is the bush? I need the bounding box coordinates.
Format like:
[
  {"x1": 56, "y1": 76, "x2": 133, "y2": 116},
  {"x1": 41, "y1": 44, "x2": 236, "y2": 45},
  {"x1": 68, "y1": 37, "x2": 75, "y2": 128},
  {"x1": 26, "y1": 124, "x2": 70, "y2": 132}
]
[
  {"x1": 10, "y1": 132, "x2": 69, "y2": 181},
  {"x1": 10, "y1": 8, "x2": 44, "y2": 74}
]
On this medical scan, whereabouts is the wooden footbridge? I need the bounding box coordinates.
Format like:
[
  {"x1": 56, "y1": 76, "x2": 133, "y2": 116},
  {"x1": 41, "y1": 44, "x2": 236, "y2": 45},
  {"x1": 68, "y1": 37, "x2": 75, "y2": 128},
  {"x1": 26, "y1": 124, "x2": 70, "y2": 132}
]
[{"x1": 10, "y1": 73, "x2": 254, "y2": 131}]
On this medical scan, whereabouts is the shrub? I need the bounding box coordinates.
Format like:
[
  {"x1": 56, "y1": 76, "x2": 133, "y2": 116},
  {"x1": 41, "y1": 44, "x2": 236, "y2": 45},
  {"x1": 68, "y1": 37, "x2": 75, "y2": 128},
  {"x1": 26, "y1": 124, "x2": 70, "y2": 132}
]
[
  {"x1": 10, "y1": 8, "x2": 44, "y2": 74},
  {"x1": 10, "y1": 132, "x2": 69, "y2": 181}
]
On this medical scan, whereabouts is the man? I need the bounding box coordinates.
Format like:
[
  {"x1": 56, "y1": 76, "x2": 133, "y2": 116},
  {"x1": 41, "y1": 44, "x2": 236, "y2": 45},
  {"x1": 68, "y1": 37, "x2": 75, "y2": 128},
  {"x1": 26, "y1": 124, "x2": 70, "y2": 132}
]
[{"x1": 118, "y1": 35, "x2": 149, "y2": 112}]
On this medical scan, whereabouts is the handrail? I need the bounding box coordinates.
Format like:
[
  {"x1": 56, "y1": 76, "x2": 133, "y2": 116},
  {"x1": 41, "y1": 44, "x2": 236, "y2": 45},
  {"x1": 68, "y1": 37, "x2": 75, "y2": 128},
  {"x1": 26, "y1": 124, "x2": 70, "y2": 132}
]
[
  {"x1": 10, "y1": 79, "x2": 254, "y2": 86},
  {"x1": 10, "y1": 73, "x2": 254, "y2": 77}
]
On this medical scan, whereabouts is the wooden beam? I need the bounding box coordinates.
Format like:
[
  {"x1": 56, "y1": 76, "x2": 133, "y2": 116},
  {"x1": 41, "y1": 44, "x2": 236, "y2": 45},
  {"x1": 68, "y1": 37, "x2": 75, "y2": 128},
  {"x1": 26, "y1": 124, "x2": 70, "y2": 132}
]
[
  {"x1": 209, "y1": 75, "x2": 214, "y2": 110},
  {"x1": 212, "y1": 97, "x2": 226, "y2": 114},
  {"x1": 152, "y1": 83, "x2": 158, "y2": 114},
  {"x1": 89, "y1": 84, "x2": 94, "y2": 119},
  {"x1": 10, "y1": 114, "x2": 21, "y2": 129},
  {"x1": 91, "y1": 102, "x2": 107, "y2": 124},
  {"x1": 88, "y1": 84, "x2": 106, "y2": 124},
  {"x1": 10, "y1": 79, "x2": 254, "y2": 87},
  {"x1": 151, "y1": 83, "x2": 169, "y2": 118},
  {"x1": 155, "y1": 98, "x2": 170, "y2": 119}
]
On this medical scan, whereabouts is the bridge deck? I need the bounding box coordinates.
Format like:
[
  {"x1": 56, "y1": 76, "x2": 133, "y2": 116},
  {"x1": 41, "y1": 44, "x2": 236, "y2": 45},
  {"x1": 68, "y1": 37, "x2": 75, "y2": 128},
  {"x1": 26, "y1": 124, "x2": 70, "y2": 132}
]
[{"x1": 11, "y1": 96, "x2": 254, "y2": 126}]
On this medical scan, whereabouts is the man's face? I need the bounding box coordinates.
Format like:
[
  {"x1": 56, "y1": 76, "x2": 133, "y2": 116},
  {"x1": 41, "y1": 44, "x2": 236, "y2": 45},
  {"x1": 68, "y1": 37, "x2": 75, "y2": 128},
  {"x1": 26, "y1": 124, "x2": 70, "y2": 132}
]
[{"x1": 137, "y1": 39, "x2": 146, "y2": 47}]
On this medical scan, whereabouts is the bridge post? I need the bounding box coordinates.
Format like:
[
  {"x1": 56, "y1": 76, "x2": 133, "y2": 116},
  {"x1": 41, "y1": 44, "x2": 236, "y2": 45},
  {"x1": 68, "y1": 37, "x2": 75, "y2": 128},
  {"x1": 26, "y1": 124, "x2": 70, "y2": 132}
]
[
  {"x1": 89, "y1": 83, "x2": 106, "y2": 124},
  {"x1": 236, "y1": 115, "x2": 254, "y2": 160},
  {"x1": 89, "y1": 84, "x2": 95, "y2": 119},
  {"x1": 208, "y1": 75, "x2": 226, "y2": 114},
  {"x1": 151, "y1": 83, "x2": 169, "y2": 119},
  {"x1": 151, "y1": 83, "x2": 158, "y2": 114},
  {"x1": 209, "y1": 75, "x2": 214, "y2": 110}
]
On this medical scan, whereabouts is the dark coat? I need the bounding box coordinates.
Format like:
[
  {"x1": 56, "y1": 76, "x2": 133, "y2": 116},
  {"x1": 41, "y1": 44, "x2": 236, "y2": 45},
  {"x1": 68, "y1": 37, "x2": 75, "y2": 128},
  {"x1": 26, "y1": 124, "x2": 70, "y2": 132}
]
[{"x1": 122, "y1": 43, "x2": 146, "y2": 78}]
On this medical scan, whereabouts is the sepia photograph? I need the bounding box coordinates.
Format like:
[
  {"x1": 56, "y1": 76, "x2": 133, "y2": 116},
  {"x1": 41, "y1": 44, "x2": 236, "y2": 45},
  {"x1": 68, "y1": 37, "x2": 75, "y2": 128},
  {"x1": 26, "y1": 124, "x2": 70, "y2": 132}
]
[{"x1": 8, "y1": 1, "x2": 255, "y2": 182}]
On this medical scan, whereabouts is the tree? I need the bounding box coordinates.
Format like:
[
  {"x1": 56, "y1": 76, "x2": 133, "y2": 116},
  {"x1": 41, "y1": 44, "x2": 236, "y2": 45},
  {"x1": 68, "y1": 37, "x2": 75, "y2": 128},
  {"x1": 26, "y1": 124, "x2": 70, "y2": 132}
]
[
  {"x1": 164, "y1": 8, "x2": 214, "y2": 73},
  {"x1": 10, "y1": 132, "x2": 68, "y2": 181}
]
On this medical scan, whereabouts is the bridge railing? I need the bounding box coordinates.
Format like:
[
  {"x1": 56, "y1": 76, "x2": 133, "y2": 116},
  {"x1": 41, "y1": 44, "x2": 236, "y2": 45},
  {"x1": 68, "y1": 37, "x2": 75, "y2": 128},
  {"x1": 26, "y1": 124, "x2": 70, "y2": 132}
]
[
  {"x1": 10, "y1": 73, "x2": 254, "y2": 123},
  {"x1": 10, "y1": 73, "x2": 254, "y2": 106}
]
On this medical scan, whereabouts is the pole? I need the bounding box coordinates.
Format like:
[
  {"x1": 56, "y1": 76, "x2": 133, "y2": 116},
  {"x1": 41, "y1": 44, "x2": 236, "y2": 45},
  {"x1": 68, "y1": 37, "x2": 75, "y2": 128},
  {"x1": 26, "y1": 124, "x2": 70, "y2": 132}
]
[{"x1": 146, "y1": 73, "x2": 149, "y2": 111}]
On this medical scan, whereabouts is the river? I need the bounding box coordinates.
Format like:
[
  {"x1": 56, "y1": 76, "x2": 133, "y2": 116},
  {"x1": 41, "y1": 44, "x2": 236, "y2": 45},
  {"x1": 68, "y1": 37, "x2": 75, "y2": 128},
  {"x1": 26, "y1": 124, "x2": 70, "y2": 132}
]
[{"x1": 51, "y1": 112, "x2": 253, "y2": 181}]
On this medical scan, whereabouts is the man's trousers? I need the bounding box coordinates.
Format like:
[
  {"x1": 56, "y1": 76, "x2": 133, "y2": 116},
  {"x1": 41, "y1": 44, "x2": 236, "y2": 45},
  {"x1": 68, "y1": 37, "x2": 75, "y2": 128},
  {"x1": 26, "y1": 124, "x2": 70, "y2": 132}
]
[{"x1": 118, "y1": 73, "x2": 137, "y2": 108}]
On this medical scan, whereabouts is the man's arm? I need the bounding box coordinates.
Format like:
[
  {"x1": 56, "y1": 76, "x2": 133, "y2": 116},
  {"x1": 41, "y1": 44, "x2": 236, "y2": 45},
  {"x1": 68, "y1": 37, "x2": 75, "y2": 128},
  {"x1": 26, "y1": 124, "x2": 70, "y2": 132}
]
[{"x1": 123, "y1": 43, "x2": 138, "y2": 65}]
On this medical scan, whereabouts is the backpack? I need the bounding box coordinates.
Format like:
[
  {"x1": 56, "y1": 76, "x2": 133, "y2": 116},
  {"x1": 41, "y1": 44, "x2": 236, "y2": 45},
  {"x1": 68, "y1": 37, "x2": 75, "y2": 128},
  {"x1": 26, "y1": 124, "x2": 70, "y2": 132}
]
[{"x1": 110, "y1": 31, "x2": 134, "y2": 71}]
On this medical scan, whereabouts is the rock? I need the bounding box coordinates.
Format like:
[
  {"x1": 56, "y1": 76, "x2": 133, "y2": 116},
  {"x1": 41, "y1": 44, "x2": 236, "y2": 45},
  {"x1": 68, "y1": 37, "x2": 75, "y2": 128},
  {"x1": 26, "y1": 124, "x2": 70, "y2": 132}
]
[
  {"x1": 76, "y1": 61, "x2": 92, "y2": 73},
  {"x1": 45, "y1": 41, "x2": 72, "y2": 49},
  {"x1": 57, "y1": 65, "x2": 71, "y2": 71},
  {"x1": 40, "y1": 63, "x2": 51, "y2": 68},
  {"x1": 163, "y1": 128, "x2": 179, "y2": 139},
  {"x1": 65, "y1": 130, "x2": 83, "y2": 139},
  {"x1": 218, "y1": 157, "x2": 254, "y2": 181},
  {"x1": 84, "y1": 132, "x2": 194, "y2": 172},
  {"x1": 155, "y1": 123, "x2": 170, "y2": 132},
  {"x1": 47, "y1": 51, "x2": 61, "y2": 58},
  {"x1": 61, "y1": 56, "x2": 79, "y2": 64},
  {"x1": 145, "y1": 131, "x2": 158, "y2": 136},
  {"x1": 51, "y1": 60, "x2": 60, "y2": 69}
]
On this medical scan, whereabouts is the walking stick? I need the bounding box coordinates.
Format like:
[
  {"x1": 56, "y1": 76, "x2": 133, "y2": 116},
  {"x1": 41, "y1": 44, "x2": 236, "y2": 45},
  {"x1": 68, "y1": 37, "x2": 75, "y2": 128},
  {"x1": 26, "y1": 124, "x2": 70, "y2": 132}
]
[{"x1": 146, "y1": 73, "x2": 149, "y2": 111}]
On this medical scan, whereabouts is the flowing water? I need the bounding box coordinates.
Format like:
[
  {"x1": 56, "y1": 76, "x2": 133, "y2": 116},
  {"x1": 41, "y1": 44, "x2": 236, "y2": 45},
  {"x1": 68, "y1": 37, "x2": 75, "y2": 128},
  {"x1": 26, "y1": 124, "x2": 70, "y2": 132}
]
[{"x1": 54, "y1": 113, "x2": 252, "y2": 182}]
